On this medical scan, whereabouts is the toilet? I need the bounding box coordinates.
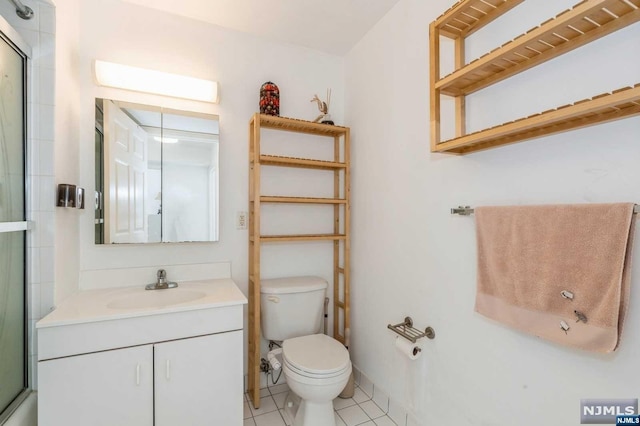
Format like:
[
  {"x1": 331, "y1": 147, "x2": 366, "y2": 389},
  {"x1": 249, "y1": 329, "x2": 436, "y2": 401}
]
[{"x1": 261, "y1": 276, "x2": 352, "y2": 426}]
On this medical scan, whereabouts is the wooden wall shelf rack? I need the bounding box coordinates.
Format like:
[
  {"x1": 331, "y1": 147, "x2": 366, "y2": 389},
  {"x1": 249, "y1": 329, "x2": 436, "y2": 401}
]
[
  {"x1": 430, "y1": 0, "x2": 640, "y2": 154},
  {"x1": 247, "y1": 113, "x2": 351, "y2": 409}
]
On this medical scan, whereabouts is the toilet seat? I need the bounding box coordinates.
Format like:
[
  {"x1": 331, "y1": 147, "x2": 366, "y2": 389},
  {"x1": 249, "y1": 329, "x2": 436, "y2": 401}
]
[{"x1": 282, "y1": 334, "x2": 350, "y2": 378}]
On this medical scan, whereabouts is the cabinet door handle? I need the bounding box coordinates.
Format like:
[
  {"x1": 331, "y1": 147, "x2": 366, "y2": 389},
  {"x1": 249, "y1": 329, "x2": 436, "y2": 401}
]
[
  {"x1": 136, "y1": 363, "x2": 141, "y2": 386},
  {"x1": 166, "y1": 360, "x2": 171, "y2": 381}
]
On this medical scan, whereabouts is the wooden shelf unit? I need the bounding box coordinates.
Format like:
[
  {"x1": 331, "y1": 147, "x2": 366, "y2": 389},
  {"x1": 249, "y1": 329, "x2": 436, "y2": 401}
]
[
  {"x1": 430, "y1": 0, "x2": 640, "y2": 154},
  {"x1": 248, "y1": 113, "x2": 351, "y2": 409}
]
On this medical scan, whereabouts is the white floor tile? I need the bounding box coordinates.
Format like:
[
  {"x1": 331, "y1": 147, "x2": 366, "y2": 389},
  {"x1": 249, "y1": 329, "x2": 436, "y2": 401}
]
[
  {"x1": 337, "y1": 404, "x2": 370, "y2": 426},
  {"x1": 244, "y1": 402, "x2": 252, "y2": 419},
  {"x1": 335, "y1": 412, "x2": 347, "y2": 426},
  {"x1": 254, "y1": 410, "x2": 286, "y2": 426},
  {"x1": 359, "y1": 422, "x2": 375, "y2": 426},
  {"x1": 334, "y1": 396, "x2": 357, "y2": 410},
  {"x1": 352, "y1": 387, "x2": 371, "y2": 404},
  {"x1": 244, "y1": 418, "x2": 256, "y2": 426},
  {"x1": 280, "y1": 409, "x2": 293, "y2": 426},
  {"x1": 374, "y1": 416, "x2": 398, "y2": 426},
  {"x1": 260, "y1": 387, "x2": 271, "y2": 397},
  {"x1": 360, "y1": 400, "x2": 385, "y2": 419},
  {"x1": 272, "y1": 392, "x2": 287, "y2": 409},
  {"x1": 249, "y1": 396, "x2": 278, "y2": 417},
  {"x1": 406, "y1": 415, "x2": 422, "y2": 426},
  {"x1": 269, "y1": 383, "x2": 290, "y2": 395}
]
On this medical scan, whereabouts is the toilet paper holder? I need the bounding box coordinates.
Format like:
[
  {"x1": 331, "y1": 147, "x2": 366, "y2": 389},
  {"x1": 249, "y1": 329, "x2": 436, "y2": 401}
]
[{"x1": 387, "y1": 317, "x2": 435, "y2": 343}]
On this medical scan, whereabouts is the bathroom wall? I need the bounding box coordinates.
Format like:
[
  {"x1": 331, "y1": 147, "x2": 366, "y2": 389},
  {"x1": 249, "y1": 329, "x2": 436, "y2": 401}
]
[
  {"x1": 53, "y1": 0, "x2": 345, "y2": 297},
  {"x1": 345, "y1": 0, "x2": 640, "y2": 425},
  {"x1": 52, "y1": 0, "x2": 346, "y2": 383}
]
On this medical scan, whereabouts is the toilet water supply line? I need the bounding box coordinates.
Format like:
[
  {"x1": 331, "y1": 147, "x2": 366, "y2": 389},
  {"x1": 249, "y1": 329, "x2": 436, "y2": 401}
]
[{"x1": 267, "y1": 348, "x2": 282, "y2": 371}]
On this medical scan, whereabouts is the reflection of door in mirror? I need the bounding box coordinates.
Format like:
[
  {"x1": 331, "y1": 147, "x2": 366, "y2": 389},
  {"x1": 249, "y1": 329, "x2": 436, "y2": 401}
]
[
  {"x1": 95, "y1": 99, "x2": 219, "y2": 244},
  {"x1": 103, "y1": 100, "x2": 149, "y2": 244}
]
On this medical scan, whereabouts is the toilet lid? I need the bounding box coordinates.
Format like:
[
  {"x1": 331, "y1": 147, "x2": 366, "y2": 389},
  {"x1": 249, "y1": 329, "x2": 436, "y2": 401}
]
[{"x1": 283, "y1": 334, "x2": 350, "y2": 375}]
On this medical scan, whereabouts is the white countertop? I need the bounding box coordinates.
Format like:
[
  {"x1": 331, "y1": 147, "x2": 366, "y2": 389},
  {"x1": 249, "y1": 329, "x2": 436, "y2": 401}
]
[{"x1": 37, "y1": 278, "x2": 247, "y2": 328}]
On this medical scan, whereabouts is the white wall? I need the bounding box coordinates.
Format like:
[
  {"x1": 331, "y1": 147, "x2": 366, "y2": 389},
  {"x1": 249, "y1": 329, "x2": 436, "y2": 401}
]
[
  {"x1": 53, "y1": 0, "x2": 345, "y2": 382},
  {"x1": 53, "y1": 0, "x2": 344, "y2": 291},
  {"x1": 345, "y1": 1, "x2": 640, "y2": 425}
]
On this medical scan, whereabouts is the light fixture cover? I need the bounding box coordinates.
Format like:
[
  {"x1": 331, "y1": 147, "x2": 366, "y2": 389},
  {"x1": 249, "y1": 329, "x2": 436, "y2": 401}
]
[{"x1": 94, "y1": 60, "x2": 218, "y2": 103}]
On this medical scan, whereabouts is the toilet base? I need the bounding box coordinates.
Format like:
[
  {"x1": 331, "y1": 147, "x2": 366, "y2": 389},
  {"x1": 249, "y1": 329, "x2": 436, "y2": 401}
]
[{"x1": 284, "y1": 391, "x2": 337, "y2": 426}]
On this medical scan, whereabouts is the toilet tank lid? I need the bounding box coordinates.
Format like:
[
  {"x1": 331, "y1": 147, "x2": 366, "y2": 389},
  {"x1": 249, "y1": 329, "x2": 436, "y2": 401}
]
[{"x1": 260, "y1": 276, "x2": 328, "y2": 294}]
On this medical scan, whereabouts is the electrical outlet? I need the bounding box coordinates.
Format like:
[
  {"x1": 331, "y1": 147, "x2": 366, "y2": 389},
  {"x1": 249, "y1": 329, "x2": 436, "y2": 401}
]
[{"x1": 236, "y1": 211, "x2": 248, "y2": 230}]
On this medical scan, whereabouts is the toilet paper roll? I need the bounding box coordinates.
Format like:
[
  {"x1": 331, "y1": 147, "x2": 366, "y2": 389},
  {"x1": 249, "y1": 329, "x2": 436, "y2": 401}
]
[{"x1": 395, "y1": 336, "x2": 422, "y2": 360}]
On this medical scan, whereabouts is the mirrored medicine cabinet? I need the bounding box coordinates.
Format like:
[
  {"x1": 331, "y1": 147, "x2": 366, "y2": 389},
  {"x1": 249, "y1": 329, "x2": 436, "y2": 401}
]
[{"x1": 95, "y1": 98, "x2": 219, "y2": 244}]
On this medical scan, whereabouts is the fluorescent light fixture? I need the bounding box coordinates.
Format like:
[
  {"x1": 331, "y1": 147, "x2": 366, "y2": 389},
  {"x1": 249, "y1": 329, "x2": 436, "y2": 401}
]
[
  {"x1": 94, "y1": 60, "x2": 218, "y2": 103},
  {"x1": 153, "y1": 136, "x2": 179, "y2": 144}
]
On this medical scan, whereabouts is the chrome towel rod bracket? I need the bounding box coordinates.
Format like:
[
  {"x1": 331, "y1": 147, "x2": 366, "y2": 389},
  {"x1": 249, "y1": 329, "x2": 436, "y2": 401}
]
[
  {"x1": 451, "y1": 204, "x2": 640, "y2": 216},
  {"x1": 9, "y1": 0, "x2": 34, "y2": 20},
  {"x1": 387, "y1": 317, "x2": 435, "y2": 343}
]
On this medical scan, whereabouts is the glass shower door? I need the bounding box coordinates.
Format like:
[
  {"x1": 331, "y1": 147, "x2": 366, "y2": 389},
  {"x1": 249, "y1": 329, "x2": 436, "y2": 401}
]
[{"x1": 0, "y1": 30, "x2": 27, "y2": 418}]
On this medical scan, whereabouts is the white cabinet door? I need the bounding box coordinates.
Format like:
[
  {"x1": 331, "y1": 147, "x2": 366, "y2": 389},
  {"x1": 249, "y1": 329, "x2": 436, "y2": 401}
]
[
  {"x1": 154, "y1": 331, "x2": 243, "y2": 426},
  {"x1": 38, "y1": 345, "x2": 153, "y2": 426}
]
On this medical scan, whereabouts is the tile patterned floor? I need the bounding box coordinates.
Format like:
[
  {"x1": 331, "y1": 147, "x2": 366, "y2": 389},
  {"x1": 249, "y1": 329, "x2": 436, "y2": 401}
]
[{"x1": 244, "y1": 382, "x2": 398, "y2": 426}]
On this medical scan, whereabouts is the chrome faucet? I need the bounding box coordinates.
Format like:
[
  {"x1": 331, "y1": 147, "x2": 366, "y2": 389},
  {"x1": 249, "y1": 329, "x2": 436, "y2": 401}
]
[{"x1": 145, "y1": 269, "x2": 178, "y2": 290}]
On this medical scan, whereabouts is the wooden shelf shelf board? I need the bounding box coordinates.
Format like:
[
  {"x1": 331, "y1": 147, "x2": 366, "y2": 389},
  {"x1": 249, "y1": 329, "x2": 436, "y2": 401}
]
[
  {"x1": 259, "y1": 234, "x2": 347, "y2": 242},
  {"x1": 435, "y1": 0, "x2": 524, "y2": 38},
  {"x1": 437, "y1": 0, "x2": 640, "y2": 97},
  {"x1": 260, "y1": 196, "x2": 347, "y2": 204},
  {"x1": 260, "y1": 155, "x2": 346, "y2": 170},
  {"x1": 251, "y1": 113, "x2": 348, "y2": 137},
  {"x1": 434, "y1": 84, "x2": 640, "y2": 154}
]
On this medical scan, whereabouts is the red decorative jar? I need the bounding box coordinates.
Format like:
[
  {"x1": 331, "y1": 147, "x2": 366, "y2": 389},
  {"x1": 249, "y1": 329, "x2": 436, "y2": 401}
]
[{"x1": 260, "y1": 81, "x2": 280, "y2": 116}]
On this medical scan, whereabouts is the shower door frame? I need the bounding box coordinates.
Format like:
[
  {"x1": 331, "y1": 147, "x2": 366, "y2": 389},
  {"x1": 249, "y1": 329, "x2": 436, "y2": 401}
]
[{"x1": 0, "y1": 14, "x2": 31, "y2": 426}]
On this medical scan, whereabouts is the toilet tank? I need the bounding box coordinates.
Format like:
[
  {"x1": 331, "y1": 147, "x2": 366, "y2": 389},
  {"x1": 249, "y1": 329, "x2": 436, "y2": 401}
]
[{"x1": 260, "y1": 276, "x2": 328, "y2": 342}]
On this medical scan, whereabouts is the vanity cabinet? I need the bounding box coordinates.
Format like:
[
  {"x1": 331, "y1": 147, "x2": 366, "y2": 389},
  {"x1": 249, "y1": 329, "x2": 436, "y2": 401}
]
[
  {"x1": 39, "y1": 345, "x2": 154, "y2": 426},
  {"x1": 36, "y1": 279, "x2": 247, "y2": 426},
  {"x1": 39, "y1": 331, "x2": 242, "y2": 426}
]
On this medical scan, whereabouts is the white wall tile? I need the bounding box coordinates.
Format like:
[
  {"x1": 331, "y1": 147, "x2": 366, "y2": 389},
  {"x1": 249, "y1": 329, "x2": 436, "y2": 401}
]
[
  {"x1": 372, "y1": 386, "x2": 389, "y2": 413},
  {"x1": 39, "y1": 281, "x2": 55, "y2": 316},
  {"x1": 359, "y1": 373, "x2": 374, "y2": 398},
  {"x1": 38, "y1": 67, "x2": 54, "y2": 105},
  {"x1": 38, "y1": 3, "x2": 55, "y2": 34},
  {"x1": 28, "y1": 247, "x2": 40, "y2": 284},
  {"x1": 39, "y1": 247, "x2": 54, "y2": 283},
  {"x1": 36, "y1": 211, "x2": 55, "y2": 246},
  {"x1": 38, "y1": 104, "x2": 54, "y2": 141},
  {"x1": 28, "y1": 283, "x2": 40, "y2": 320},
  {"x1": 37, "y1": 31, "x2": 54, "y2": 69},
  {"x1": 39, "y1": 175, "x2": 55, "y2": 211},
  {"x1": 352, "y1": 366, "x2": 361, "y2": 385},
  {"x1": 388, "y1": 399, "x2": 407, "y2": 426},
  {"x1": 28, "y1": 173, "x2": 40, "y2": 211}
]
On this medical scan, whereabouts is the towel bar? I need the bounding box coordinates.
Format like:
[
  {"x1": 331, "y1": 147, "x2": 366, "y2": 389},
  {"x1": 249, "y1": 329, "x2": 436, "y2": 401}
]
[
  {"x1": 387, "y1": 317, "x2": 435, "y2": 343},
  {"x1": 451, "y1": 204, "x2": 640, "y2": 216}
]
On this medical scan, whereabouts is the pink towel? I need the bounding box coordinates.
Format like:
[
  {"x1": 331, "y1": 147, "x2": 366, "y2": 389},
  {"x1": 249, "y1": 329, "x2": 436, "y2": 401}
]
[{"x1": 475, "y1": 203, "x2": 636, "y2": 352}]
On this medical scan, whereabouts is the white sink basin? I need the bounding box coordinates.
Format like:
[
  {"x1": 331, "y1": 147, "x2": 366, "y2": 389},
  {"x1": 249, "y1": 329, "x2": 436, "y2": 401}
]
[{"x1": 107, "y1": 289, "x2": 207, "y2": 309}]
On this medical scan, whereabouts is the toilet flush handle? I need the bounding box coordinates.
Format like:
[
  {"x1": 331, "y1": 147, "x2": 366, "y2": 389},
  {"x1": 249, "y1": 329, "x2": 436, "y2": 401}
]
[{"x1": 267, "y1": 296, "x2": 280, "y2": 303}]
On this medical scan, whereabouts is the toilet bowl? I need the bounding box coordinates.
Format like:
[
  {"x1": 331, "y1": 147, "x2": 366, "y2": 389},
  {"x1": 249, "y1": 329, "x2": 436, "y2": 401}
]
[{"x1": 282, "y1": 334, "x2": 351, "y2": 426}]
